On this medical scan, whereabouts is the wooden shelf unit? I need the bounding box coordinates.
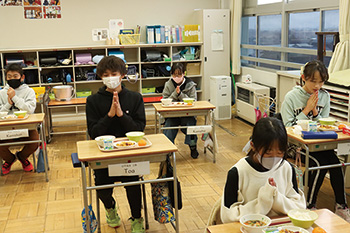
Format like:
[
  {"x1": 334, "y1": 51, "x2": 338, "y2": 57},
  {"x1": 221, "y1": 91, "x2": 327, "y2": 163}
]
[{"x1": 0, "y1": 42, "x2": 204, "y2": 117}]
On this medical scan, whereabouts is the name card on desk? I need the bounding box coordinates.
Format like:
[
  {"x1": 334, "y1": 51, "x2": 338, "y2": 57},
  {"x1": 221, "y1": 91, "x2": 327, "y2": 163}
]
[
  {"x1": 337, "y1": 143, "x2": 350, "y2": 155},
  {"x1": 108, "y1": 161, "x2": 150, "y2": 176},
  {"x1": 0, "y1": 129, "x2": 29, "y2": 140}
]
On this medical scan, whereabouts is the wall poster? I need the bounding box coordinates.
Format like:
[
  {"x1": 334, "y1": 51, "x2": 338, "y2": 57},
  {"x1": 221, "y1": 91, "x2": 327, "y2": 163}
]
[{"x1": 3, "y1": 0, "x2": 23, "y2": 6}]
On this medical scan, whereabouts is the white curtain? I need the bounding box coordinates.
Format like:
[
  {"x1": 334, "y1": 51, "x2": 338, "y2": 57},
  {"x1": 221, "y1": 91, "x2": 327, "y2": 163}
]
[
  {"x1": 328, "y1": 0, "x2": 350, "y2": 73},
  {"x1": 230, "y1": 0, "x2": 242, "y2": 75}
]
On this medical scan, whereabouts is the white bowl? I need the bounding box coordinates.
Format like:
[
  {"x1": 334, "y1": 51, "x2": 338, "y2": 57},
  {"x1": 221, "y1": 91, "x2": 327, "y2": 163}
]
[
  {"x1": 161, "y1": 98, "x2": 172, "y2": 106},
  {"x1": 0, "y1": 112, "x2": 8, "y2": 118},
  {"x1": 240, "y1": 214, "x2": 271, "y2": 233},
  {"x1": 95, "y1": 135, "x2": 116, "y2": 147}
]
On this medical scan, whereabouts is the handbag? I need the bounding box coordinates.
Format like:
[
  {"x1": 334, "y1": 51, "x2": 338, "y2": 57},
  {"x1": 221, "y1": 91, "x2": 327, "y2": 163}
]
[
  {"x1": 81, "y1": 205, "x2": 98, "y2": 233},
  {"x1": 165, "y1": 155, "x2": 183, "y2": 210},
  {"x1": 151, "y1": 158, "x2": 176, "y2": 223}
]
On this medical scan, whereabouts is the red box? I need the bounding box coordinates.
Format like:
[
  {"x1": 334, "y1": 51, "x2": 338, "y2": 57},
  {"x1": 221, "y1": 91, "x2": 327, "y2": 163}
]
[
  {"x1": 343, "y1": 127, "x2": 350, "y2": 135},
  {"x1": 143, "y1": 96, "x2": 162, "y2": 103}
]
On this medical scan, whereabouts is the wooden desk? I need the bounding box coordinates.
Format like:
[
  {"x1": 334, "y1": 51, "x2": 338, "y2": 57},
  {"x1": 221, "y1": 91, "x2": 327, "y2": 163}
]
[
  {"x1": 46, "y1": 98, "x2": 87, "y2": 142},
  {"x1": 77, "y1": 134, "x2": 179, "y2": 233},
  {"x1": 207, "y1": 209, "x2": 350, "y2": 233},
  {"x1": 0, "y1": 113, "x2": 49, "y2": 181},
  {"x1": 287, "y1": 128, "x2": 350, "y2": 195},
  {"x1": 153, "y1": 101, "x2": 217, "y2": 162}
]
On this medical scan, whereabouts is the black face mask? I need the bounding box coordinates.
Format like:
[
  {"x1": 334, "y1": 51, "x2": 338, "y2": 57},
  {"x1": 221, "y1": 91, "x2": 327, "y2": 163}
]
[{"x1": 7, "y1": 79, "x2": 22, "y2": 89}]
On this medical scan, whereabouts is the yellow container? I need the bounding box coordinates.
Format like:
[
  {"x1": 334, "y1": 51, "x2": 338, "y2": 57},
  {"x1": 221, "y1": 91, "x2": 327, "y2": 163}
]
[
  {"x1": 31, "y1": 87, "x2": 46, "y2": 101},
  {"x1": 119, "y1": 34, "x2": 140, "y2": 45}
]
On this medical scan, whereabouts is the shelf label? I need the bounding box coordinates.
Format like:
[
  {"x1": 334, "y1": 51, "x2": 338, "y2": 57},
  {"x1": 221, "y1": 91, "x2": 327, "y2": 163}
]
[
  {"x1": 337, "y1": 143, "x2": 350, "y2": 155},
  {"x1": 87, "y1": 47, "x2": 92, "y2": 50},
  {"x1": 120, "y1": 46, "x2": 124, "y2": 49},
  {"x1": 17, "y1": 50, "x2": 23, "y2": 53},
  {"x1": 108, "y1": 161, "x2": 150, "y2": 176},
  {"x1": 0, "y1": 129, "x2": 29, "y2": 140}
]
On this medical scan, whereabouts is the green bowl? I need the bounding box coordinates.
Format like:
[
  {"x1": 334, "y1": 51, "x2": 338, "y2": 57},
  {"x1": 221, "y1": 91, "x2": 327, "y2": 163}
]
[
  {"x1": 319, "y1": 118, "x2": 336, "y2": 125},
  {"x1": 13, "y1": 111, "x2": 27, "y2": 117},
  {"x1": 288, "y1": 209, "x2": 318, "y2": 229},
  {"x1": 125, "y1": 131, "x2": 145, "y2": 142},
  {"x1": 183, "y1": 98, "x2": 195, "y2": 104}
]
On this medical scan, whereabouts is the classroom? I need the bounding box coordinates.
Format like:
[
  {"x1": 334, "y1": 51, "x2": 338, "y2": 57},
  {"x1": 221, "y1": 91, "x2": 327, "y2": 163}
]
[{"x1": 0, "y1": 0, "x2": 350, "y2": 232}]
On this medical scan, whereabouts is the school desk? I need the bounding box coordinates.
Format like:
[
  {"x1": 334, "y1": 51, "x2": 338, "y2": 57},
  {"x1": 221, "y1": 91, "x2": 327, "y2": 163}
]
[
  {"x1": 0, "y1": 113, "x2": 49, "y2": 181},
  {"x1": 286, "y1": 127, "x2": 350, "y2": 197},
  {"x1": 153, "y1": 100, "x2": 217, "y2": 162},
  {"x1": 77, "y1": 134, "x2": 179, "y2": 233},
  {"x1": 207, "y1": 208, "x2": 350, "y2": 233},
  {"x1": 45, "y1": 98, "x2": 87, "y2": 142}
]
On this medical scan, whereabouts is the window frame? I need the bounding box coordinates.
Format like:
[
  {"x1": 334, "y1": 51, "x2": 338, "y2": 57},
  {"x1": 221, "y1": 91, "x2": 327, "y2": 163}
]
[{"x1": 241, "y1": 1, "x2": 339, "y2": 71}]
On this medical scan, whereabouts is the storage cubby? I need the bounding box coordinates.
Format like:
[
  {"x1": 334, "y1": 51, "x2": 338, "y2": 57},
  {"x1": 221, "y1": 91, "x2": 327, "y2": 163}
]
[
  {"x1": 0, "y1": 42, "x2": 203, "y2": 117},
  {"x1": 323, "y1": 84, "x2": 350, "y2": 122}
]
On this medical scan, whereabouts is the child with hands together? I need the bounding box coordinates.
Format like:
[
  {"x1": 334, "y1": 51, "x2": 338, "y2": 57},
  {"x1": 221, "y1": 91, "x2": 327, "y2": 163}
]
[
  {"x1": 86, "y1": 56, "x2": 146, "y2": 232},
  {"x1": 281, "y1": 60, "x2": 350, "y2": 222},
  {"x1": 220, "y1": 117, "x2": 306, "y2": 223}
]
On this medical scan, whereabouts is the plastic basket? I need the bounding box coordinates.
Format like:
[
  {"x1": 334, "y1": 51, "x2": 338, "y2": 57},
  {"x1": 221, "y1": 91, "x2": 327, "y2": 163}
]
[{"x1": 119, "y1": 34, "x2": 140, "y2": 45}]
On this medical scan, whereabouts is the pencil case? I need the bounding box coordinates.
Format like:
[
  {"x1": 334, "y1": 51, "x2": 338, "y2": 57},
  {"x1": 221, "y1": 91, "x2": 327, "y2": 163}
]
[{"x1": 301, "y1": 131, "x2": 338, "y2": 139}]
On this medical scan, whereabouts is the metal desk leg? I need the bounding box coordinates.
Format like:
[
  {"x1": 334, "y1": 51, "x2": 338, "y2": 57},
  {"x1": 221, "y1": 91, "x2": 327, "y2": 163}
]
[
  {"x1": 304, "y1": 146, "x2": 310, "y2": 200},
  {"x1": 158, "y1": 113, "x2": 162, "y2": 134},
  {"x1": 211, "y1": 110, "x2": 216, "y2": 163},
  {"x1": 96, "y1": 187, "x2": 101, "y2": 233},
  {"x1": 48, "y1": 108, "x2": 53, "y2": 143},
  {"x1": 154, "y1": 109, "x2": 158, "y2": 134},
  {"x1": 140, "y1": 176, "x2": 149, "y2": 230},
  {"x1": 81, "y1": 162, "x2": 91, "y2": 233},
  {"x1": 39, "y1": 122, "x2": 49, "y2": 182},
  {"x1": 172, "y1": 152, "x2": 179, "y2": 233}
]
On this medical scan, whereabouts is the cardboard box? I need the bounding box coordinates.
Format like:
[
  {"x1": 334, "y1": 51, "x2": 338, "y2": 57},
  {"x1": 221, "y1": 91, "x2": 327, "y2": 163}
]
[{"x1": 186, "y1": 63, "x2": 200, "y2": 75}]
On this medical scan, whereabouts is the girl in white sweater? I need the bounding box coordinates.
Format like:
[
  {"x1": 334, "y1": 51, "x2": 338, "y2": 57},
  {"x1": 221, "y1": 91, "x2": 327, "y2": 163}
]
[{"x1": 221, "y1": 117, "x2": 306, "y2": 223}]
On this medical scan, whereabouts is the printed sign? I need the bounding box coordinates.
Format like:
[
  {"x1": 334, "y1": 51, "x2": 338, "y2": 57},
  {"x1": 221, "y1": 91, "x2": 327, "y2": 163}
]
[{"x1": 108, "y1": 161, "x2": 150, "y2": 176}]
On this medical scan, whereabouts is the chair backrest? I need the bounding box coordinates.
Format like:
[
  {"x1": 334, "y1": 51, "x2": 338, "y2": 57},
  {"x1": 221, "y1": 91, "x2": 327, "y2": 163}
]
[{"x1": 206, "y1": 196, "x2": 222, "y2": 229}]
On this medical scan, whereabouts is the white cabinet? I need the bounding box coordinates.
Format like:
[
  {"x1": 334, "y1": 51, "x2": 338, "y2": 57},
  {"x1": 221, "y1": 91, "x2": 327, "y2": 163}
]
[
  {"x1": 235, "y1": 82, "x2": 270, "y2": 124},
  {"x1": 210, "y1": 75, "x2": 231, "y2": 120},
  {"x1": 194, "y1": 9, "x2": 230, "y2": 101},
  {"x1": 323, "y1": 85, "x2": 350, "y2": 122}
]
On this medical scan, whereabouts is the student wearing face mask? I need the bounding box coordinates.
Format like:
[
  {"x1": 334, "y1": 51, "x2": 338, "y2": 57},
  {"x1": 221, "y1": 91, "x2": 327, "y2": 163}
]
[
  {"x1": 85, "y1": 56, "x2": 146, "y2": 233},
  {"x1": 220, "y1": 117, "x2": 306, "y2": 223},
  {"x1": 0, "y1": 63, "x2": 38, "y2": 175},
  {"x1": 162, "y1": 63, "x2": 199, "y2": 158}
]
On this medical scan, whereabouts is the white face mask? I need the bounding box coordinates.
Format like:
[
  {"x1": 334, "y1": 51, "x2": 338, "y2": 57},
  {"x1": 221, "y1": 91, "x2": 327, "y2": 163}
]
[
  {"x1": 257, "y1": 154, "x2": 283, "y2": 170},
  {"x1": 173, "y1": 75, "x2": 184, "y2": 84},
  {"x1": 103, "y1": 76, "x2": 121, "y2": 89}
]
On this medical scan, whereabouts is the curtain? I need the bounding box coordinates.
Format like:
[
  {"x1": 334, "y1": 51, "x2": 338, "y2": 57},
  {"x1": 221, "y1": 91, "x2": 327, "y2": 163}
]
[
  {"x1": 230, "y1": 0, "x2": 242, "y2": 75},
  {"x1": 328, "y1": 0, "x2": 350, "y2": 73}
]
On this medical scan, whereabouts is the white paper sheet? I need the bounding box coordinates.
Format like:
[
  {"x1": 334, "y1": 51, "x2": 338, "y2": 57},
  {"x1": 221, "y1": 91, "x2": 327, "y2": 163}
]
[{"x1": 211, "y1": 30, "x2": 224, "y2": 51}]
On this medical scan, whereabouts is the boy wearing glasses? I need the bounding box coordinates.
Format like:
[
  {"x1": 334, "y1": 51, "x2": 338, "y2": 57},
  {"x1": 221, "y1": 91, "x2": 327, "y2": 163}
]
[{"x1": 0, "y1": 63, "x2": 38, "y2": 175}]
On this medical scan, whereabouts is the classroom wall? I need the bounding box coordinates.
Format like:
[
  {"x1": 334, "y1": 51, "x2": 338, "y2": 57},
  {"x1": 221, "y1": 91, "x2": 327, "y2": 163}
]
[{"x1": 0, "y1": 0, "x2": 220, "y2": 49}]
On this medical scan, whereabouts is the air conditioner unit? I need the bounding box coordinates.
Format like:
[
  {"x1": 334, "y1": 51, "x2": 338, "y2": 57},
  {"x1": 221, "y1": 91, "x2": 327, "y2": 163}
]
[
  {"x1": 210, "y1": 76, "x2": 232, "y2": 120},
  {"x1": 235, "y1": 82, "x2": 269, "y2": 124}
]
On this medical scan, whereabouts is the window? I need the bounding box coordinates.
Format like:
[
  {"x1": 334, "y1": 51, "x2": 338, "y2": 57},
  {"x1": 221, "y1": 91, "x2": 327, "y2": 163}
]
[
  {"x1": 241, "y1": 1, "x2": 339, "y2": 71},
  {"x1": 288, "y1": 11, "x2": 320, "y2": 50},
  {"x1": 258, "y1": 0, "x2": 282, "y2": 5}
]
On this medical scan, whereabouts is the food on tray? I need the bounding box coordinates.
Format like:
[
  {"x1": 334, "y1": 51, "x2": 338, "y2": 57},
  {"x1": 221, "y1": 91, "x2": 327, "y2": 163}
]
[
  {"x1": 338, "y1": 124, "x2": 347, "y2": 130},
  {"x1": 244, "y1": 220, "x2": 267, "y2": 226},
  {"x1": 312, "y1": 227, "x2": 326, "y2": 233},
  {"x1": 115, "y1": 141, "x2": 136, "y2": 147},
  {"x1": 2, "y1": 115, "x2": 17, "y2": 120},
  {"x1": 138, "y1": 139, "x2": 147, "y2": 146},
  {"x1": 318, "y1": 124, "x2": 338, "y2": 131},
  {"x1": 279, "y1": 230, "x2": 300, "y2": 233}
]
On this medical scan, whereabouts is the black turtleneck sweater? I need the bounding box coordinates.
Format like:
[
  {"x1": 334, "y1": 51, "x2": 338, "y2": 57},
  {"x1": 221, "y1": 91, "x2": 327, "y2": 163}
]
[{"x1": 86, "y1": 86, "x2": 146, "y2": 139}]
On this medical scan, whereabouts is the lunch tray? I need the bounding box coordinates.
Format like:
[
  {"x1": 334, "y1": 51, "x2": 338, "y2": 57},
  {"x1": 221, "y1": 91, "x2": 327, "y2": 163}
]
[
  {"x1": 161, "y1": 102, "x2": 194, "y2": 108},
  {"x1": 0, "y1": 114, "x2": 29, "y2": 122},
  {"x1": 264, "y1": 216, "x2": 321, "y2": 233},
  {"x1": 98, "y1": 136, "x2": 152, "y2": 152}
]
